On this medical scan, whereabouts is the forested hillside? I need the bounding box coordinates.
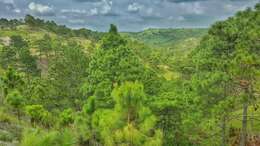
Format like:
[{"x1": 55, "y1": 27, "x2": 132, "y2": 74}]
[
  {"x1": 0, "y1": 3, "x2": 259, "y2": 146},
  {"x1": 122, "y1": 28, "x2": 207, "y2": 48}
]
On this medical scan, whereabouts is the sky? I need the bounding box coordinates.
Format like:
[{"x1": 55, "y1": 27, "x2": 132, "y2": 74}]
[{"x1": 0, "y1": 0, "x2": 259, "y2": 31}]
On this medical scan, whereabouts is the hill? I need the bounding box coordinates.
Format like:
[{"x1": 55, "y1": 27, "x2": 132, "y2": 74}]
[
  {"x1": 123, "y1": 28, "x2": 208, "y2": 80},
  {"x1": 0, "y1": 25, "x2": 93, "y2": 51},
  {"x1": 122, "y1": 28, "x2": 207, "y2": 48},
  {"x1": 0, "y1": 17, "x2": 206, "y2": 82}
]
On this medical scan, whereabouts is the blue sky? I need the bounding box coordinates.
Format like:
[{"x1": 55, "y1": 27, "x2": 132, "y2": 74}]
[{"x1": 0, "y1": 0, "x2": 259, "y2": 31}]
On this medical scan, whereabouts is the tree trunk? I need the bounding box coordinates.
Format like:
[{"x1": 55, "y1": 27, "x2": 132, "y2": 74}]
[
  {"x1": 17, "y1": 109, "x2": 20, "y2": 121},
  {"x1": 221, "y1": 115, "x2": 227, "y2": 146},
  {"x1": 240, "y1": 102, "x2": 248, "y2": 146},
  {"x1": 0, "y1": 87, "x2": 3, "y2": 105},
  {"x1": 250, "y1": 111, "x2": 254, "y2": 132}
]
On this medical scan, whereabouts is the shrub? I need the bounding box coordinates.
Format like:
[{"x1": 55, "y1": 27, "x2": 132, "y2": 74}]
[
  {"x1": 0, "y1": 130, "x2": 14, "y2": 142},
  {"x1": 5, "y1": 90, "x2": 24, "y2": 119},
  {"x1": 25, "y1": 105, "x2": 53, "y2": 127},
  {"x1": 59, "y1": 108, "x2": 74, "y2": 126},
  {"x1": 20, "y1": 129, "x2": 75, "y2": 146}
]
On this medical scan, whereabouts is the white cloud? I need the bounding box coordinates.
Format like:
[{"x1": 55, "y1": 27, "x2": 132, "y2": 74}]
[
  {"x1": 14, "y1": 8, "x2": 21, "y2": 13},
  {"x1": 100, "y1": 0, "x2": 112, "y2": 15},
  {"x1": 61, "y1": 9, "x2": 87, "y2": 14},
  {"x1": 28, "y1": 2, "x2": 54, "y2": 16},
  {"x1": 88, "y1": 0, "x2": 115, "y2": 16},
  {"x1": 0, "y1": 0, "x2": 14, "y2": 4},
  {"x1": 224, "y1": 4, "x2": 234, "y2": 11},
  {"x1": 128, "y1": 3, "x2": 143, "y2": 13},
  {"x1": 109, "y1": 1, "x2": 112, "y2": 6},
  {"x1": 60, "y1": 0, "x2": 114, "y2": 17},
  {"x1": 179, "y1": 2, "x2": 204, "y2": 15},
  {"x1": 223, "y1": 4, "x2": 248, "y2": 12},
  {"x1": 90, "y1": 8, "x2": 98, "y2": 15},
  {"x1": 60, "y1": 15, "x2": 67, "y2": 19},
  {"x1": 177, "y1": 16, "x2": 185, "y2": 21},
  {"x1": 0, "y1": 0, "x2": 22, "y2": 13}
]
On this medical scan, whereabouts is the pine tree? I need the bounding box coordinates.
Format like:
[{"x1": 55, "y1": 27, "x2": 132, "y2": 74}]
[
  {"x1": 91, "y1": 82, "x2": 163, "y2": 146},
  {"x1": 191, "y1": 4, "x2": 260, "y2": 145},
  {"x1": 83, "y1": 24, "x2": 159, "y2": 108}
]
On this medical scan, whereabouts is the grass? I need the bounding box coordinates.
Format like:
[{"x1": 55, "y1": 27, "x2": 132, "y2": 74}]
[
  {"x1": 0, "y1": 107, "x2": 19, "y2": 124},
  {"x1": 0, "y1": 26, "x2": 92, "y2": 48},
  {"x1": 20, "y1": 128, "x2": 76, "y2": 146},
  {"x1": 0, "y1": 130, "x2": 14, "y2": 142},
  {"x1": 229, "y1": 105, "x2": 260, "y2": 134}
]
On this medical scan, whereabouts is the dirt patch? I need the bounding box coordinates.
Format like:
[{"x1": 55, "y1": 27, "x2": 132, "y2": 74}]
[
  {"x1": 232, "y1": 134, "x2": 260, "y2": 146},
  {"x1": 0, "y1": 37, "x2": 11, "y2": 46}
]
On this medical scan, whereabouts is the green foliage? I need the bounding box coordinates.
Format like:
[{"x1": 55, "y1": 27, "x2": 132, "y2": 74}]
[
  {"x1": 25, "y1": 15, "x2": 38, "y2": 27},
  {"x1": 123, "y1": 28, "x2": 207, "y2": 48},
  {"x1": 5, "y1": 90, "x2": 24, "y2": 120},
  {"x1": 1, "y1": 68, "x2": 24, "y2": 96},
  {"x1": 36, "y1": 34, "x2": 52, "y2": 58},
  {"x1": 0, "y1": 109, "x2": 18, "y2": 123},
  {"x1": 91, "y1": 82, "x2": 163, "y2": 146},
  {"x1": 20, "y1": 129, "x2": 75, "y2": 146},
  {"x1": 59, "y1": 108, "x2": 74, "y2": 126},
  {"x1": 109, "y1": 24, "x2": 118, "y2": 34},
  {"x1": 0, "y1": 35, "x2": 39, "y2": 75},
  {"x1": 82, "y1": 96, "x2": 96, "y2": 115},
  {"x1": 5, "y1": 90, "x2": 24, "y2": 109},
  {"x1": 191, "y1": 3, "x2": 260, "y2": 111},
  {"x1": 24, "y1": 14, "x2": 103, "y2": 40},
  {"x1": 188, "y1": 3, "x2": 260, "y2": 145},
  {"x1": 10, "y1": 35, "x2": 28, "y2": 48},
  {"x1": 48, "y1": 42, "x2": 88, "y2": 108},
  {"x1": 0, "y1": 18, "x2": 22, "y2": 29},
  {"x1": 112, "y1": 82, "x2": 145, "y2": 121},
  {"x1": 24, "y1": 77, "x2": 50, "y2": 104},
  {"x1": 0, "y1": 45, "x2": 16, "y2": 69},
  {"x1": 0, "y1": 131, "x2": 14, "y2": 142},
  {"x1": 83, "y1": 25, "x2": 160, "y2": 108},
  {"x1": 25, "y1": 105, "x2": 52, "y2": 127}
]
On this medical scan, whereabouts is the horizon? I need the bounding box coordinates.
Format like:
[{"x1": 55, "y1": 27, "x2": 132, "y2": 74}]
[
  {"x1": 0, "y1": 0, "x2": 258, "y2": 31},
  {"x1": 0, "y1": 15, "x2": 209, "y2": 32}
]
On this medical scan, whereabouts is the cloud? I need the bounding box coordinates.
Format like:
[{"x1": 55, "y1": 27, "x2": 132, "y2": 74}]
[
  {"x1": 90, "y1": 8, "x2": 98, "y2": 15},
  {"x1": 86, "y1": 0, "x2": 117, "y2": 16},
  {"x1": 168, "y1": 15, "x2": 185, "y2": 21},
  {"x1": 177, "y1": 16, "x2": 185, "y2": 21},
  {"x1": 28, "y1": 2, "x2": 55, "y2": 16},
  {"x1": 223, "y1": 4, "x2": 249, "y2": 12},
  {"x1": 167, "y1": 0, "x2": 206, "y2": 3},
  {"x1": 13, "y1": 8, "x2": 21, "y2": 13},
  {"x1": 68, "y1": 19, "x2": 85, "y2": 24},
  {"x1": 73, "y1": 0, "x2": 102, "y2": 2},
  {"x1": 179, "y1": 2, "x2": 204, "y2": 15},
  {"x1": 0, "y1": 0, "x2": 21, "y2": 13},
  {"x1": 0, "y1": 0, "x2": 14, "y2": 4},
  {"x1": 139, "y1": 7, "x2": 163, "y2": 21},
  {"x1": 99, "y1": 0, "x2": 112, "y2": 15},
  {"x1": 128, "y1": 3, "x2": 143, "y2": 13},
  {"x1": 0, "y1": 0, "x2": 258, "y2": 31},
  {"x1": 61, "y1": 9, "x2": 87, "y2": 14}
]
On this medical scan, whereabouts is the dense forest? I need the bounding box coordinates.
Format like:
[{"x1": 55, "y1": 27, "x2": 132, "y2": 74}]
[{"x1": 0, "y1": 3, "x2": 259, "y2": 146}]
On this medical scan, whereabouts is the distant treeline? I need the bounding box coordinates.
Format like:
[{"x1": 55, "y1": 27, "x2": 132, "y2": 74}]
[{"x1": 0, "y1": 15, "x2": 104, "y2": 41}]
